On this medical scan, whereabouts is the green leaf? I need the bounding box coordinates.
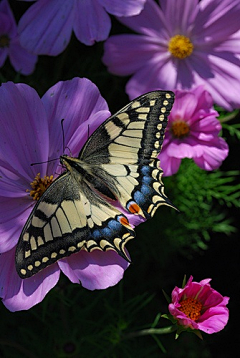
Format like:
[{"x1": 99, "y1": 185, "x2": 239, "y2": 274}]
[{"x1": 222, "y1": 122, "x2": 240, "y2": 140}]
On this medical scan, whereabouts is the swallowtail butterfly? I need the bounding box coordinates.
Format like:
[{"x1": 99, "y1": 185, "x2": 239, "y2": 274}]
[{"x1": 16, "y1": 91, "x2": 175, "y2": 278}]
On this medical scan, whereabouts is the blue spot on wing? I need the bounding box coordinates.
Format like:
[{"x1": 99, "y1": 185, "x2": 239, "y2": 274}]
[
  {"x1": 99, "y1": 227, "x2": 112, "y2": 238},
  {"x1": 141, "y1": 184, "x2": 152, "y2": 196},
  {"x1": 108, "y1": 219, "x2": 122, "y2": 230},
  {"x1": 134, "y1": 191, "x2": 146, "y2": 207},
  {"x1": 92, "y1": 217, "x2": 130, "y2": 241},
  {"x1": 126, "y1": 164, "x2": 166, "y2": 218},
  {"x1": 141, "y1": 166, "x2": 151, "y2": 176},
  {"x1": 92, "y1": 229, "x2": 102, "y2": 239},
  {"x1": 142, "y1": 175, "x2": 152, "y2": 185}
]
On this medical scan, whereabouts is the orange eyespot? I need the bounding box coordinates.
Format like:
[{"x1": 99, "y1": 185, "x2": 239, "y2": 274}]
[
  {"x1": 119, "y1": 216, "x2": 130, "y2": 226},
  {"x1": 128, "y1": 202, "x2": 141, "y2": 214}
]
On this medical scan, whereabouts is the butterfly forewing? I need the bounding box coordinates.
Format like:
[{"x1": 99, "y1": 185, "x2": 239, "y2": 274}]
[
  {"x1": 16, "y1": 91, "x2": 175, "y2": 279},
  {"x1": 80, "y1": 91, "x2": 174, "y2": 164},
  {"x1": 81, "y1": 91, "x2": 175, "y2": 218}
]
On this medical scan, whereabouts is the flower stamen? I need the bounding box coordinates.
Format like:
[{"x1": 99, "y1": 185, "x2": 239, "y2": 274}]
[
  {"x1": 0, "y1": 34, "x2": 10, "y2": 48},
  {"x1": 27, "y1": 173, "x2": 54, "y2": 201},
  {"x1": 171, "y1": 120, "x2": 190, "y2": 138},
  {"x1": 179, "y1": 297, "x2": 202, "y2": 321},
  {"x1": 168, "y1": 35, "x2": 193, "y2": 59}
]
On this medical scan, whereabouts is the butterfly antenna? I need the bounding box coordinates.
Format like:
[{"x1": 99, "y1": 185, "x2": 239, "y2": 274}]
[
  {"x1": 61, "y1": 118, "x2": 73, "y2": 156},
  {"x1": 61, "y1": 118, "x2": 65, "y2": 154},
  {"x1": 30, "y1": 158, "x2": 59, "y2": 166}
]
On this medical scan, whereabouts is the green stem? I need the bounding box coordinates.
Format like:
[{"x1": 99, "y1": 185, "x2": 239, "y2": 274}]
[
  {"x1": 123, "y1": 325, "x2": 177, "y2": 340},
  {"x1": 219, "y1": 111, "x2": 239, "y2": 123}
]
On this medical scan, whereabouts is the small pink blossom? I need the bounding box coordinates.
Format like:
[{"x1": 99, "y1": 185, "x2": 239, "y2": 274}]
[
  {"x1": 169, "y1": 276, "x2": 229, "y2": 334},
  {"x1": 159, "y1": 86, "x2": 229, "y2": 176}
]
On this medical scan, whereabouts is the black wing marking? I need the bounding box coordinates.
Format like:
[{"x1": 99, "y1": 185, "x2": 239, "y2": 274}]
[
  {"x1": 79, "y1": 91, "x2": 175, "y2": 217},
  {"x1": 16, "y1": 173, "x2": 134, "y2": 278}
]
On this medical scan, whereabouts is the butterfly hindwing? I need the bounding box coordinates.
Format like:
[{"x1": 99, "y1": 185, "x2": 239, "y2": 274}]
[
  {"x1": 15, "y1": 90, "x2": 175, "y2": 279},
  {"x1": 16, "y1": 172, "x2": 134, "y2": 278}
]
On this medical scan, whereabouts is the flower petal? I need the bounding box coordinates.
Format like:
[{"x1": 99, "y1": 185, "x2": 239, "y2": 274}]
[
  {"x1": 169, "y1": 92, "x2": 198, "y2": 123},
  {"x1": 193, "y1": 138, "x2": 229, "y2": 171},
  {"x1": 161, "y1": 0, "x2": 199, "y2": 34},
  {"x1": 41, "y1": 77, "x2": 110, "y2": 165},
  {"x1": 8, "y1": 38, "x2": 37, "y2": 75},
  {"x1": 99, "y1": 0, "x2": 146, "y2": 16},
  {"x1": 125, "y1": 58, "x2": 177, "y2": 100},
  {"x1": 18, "y1": 0, "x2": 74, "y2": 56},
  {"x1": 117, "y1": 0, "x2": 169, "y2": 37},
  {"x1": 159, "y1": 150, "x2": 181, "y2": 177},
  {"x1": 0, "y1": 0, "x2": 16, "y2": 36},
  {"x1": 198, "y1": 304, "x2": 229, "y2": 334},
  {"x1": 73, "y1": 0, "x2": 111, "y2": 46},
  {"x1": 58, "y1": 250, "x2": 129, "y2": 290},
  {"x1": 0, "y1": 82, "x2": 49, "y2": 180},
  {"x1": 0, "y1": 7, "x2": 15, "y2": 67},
  {"x1": 196, "y1": 0, "x2": 240, "y2": 39},
  {"x1": 190, "y1": 52, "x2": 240, "y2": 110},
  {"x1": 0, "y1": 247, "x2": 60, "y2": 311},
  {"x1": 103, "y1": 34, "x2": 163, "y2": 76},
  {"x1": 0, "y1": 197, "x2": 32, "y2": 252},
  {"x1": 0, "y1": 82, "x2": 50, "y2": 252}
]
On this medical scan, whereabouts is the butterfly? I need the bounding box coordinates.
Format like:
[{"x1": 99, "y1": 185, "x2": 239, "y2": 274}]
[{"x1": 15, "y1": 90, "x2": 175, "y2": 279}]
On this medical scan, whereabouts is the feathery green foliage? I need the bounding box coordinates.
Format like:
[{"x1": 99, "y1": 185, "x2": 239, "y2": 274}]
[{"x1": 163, "y1": 160, "x2": 239, "y2": 252}]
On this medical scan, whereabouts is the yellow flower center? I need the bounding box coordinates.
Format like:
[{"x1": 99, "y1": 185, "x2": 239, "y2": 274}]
[
  {"x1": 179, "y1": 297, "x2": 202, "y2": 321},
  {"x1": 168, "y1": 35, "x2": 194, "y2": 59},
  {"x1": 27, "y1": 173, "x2": 54, "y2": 201},
  {"x1": 171, "y1": 120, "x2": 190, "y2": 138},
  {"x1": 0, "y1": 34, "x2": 10, "y2": 48}
]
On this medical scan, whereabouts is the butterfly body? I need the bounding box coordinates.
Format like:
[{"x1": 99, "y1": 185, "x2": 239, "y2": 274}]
[{"x1": 15, "y1": 91, "x2": 175, "y2": 279}]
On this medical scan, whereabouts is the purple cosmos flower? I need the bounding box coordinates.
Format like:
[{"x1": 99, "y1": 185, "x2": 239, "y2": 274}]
[
  {"x1": 169, "y1": 276, "x2": 229, "y2": 334},
  {"x1": 0, "y1": 0, "x2": 37, "y2": 75},
  {"x1": 18, "y1": 0, "x2": 146, "y2": 56},
  {"x1": 0, "y1": 77, "x2": 142, "y2": 312},
  {"x1": 159, "y1": 86, "x2": 229, "y2": 176},
  {"x1": 102, "y1": 0, "x2": 240, "y2": 110}
]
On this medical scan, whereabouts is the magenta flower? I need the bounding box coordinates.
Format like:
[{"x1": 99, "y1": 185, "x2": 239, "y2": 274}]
[
  {"x1": 168, "y1": 276, "x2": 229, "y2": 334},
  {"x1": 103, "y1": 0, "x2": 240, "y2": 110},
  {"x1": 0, "y1": 77, "x2": 143, "y2": 312},
  {"x1": 18, "y1": 0, "x2": 146, "y2": 56},
  {"x1": 0, "y1": 0, "x2": 37, "y2": 75},
  {"x1": 158, "y1": 86, "x2": 229, "y2": 176}
]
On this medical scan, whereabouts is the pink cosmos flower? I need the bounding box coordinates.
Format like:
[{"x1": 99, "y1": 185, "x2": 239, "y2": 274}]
[
  {"x1": 168, "y1": 276, "x2": 229, "y2": 334},
  {"x1": 158, "y1": 86, "x2": 229, "y2": 176},
  {"x1": 18, "y1": 0, "x2": 146, "y2": 56},
  {"x1": 0, "y1": 77, "x2": 142, "y2": 312},
  {"x1": 0, "y1": 0, "x2": 37, "y2": 75},
  {"x1": 103, "y1": 0, "x2": 240, "y2": 110}
]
